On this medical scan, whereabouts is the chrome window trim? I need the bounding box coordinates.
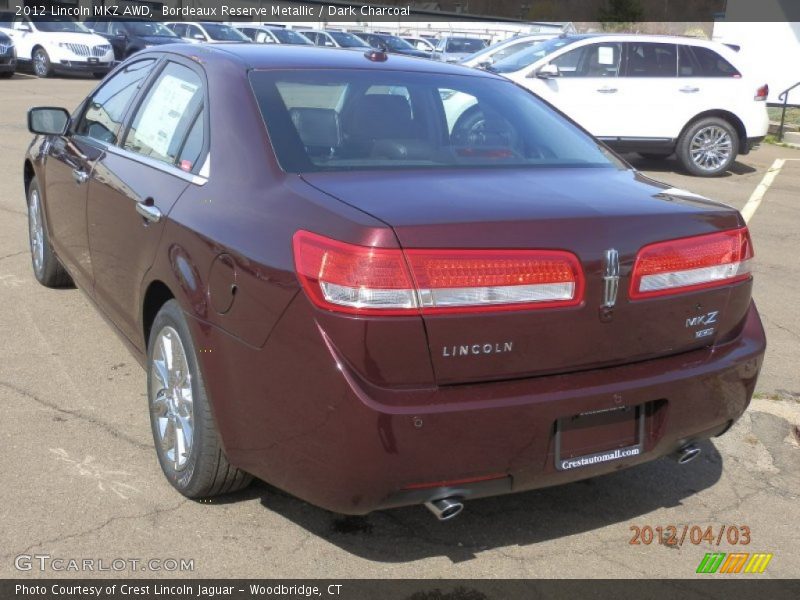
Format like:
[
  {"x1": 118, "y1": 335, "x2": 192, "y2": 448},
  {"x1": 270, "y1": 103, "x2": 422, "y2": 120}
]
[{"x1": 73, "y1": 135, "x2": 209, "y2": 186}]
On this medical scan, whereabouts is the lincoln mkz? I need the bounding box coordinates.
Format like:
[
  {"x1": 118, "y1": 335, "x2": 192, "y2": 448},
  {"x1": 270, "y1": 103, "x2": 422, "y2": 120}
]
[{"x1": 24, "y1": 44, "x2": 765, "y2": 520}]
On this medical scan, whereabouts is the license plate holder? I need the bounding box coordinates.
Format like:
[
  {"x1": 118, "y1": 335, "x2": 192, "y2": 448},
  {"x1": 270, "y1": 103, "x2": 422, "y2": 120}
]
[
  {"x1": 554, "y1": 405, "x2": 645, "y2": 471},
  {"x1": 87, "y1": 57, "x2": 99, "y2": 64}
]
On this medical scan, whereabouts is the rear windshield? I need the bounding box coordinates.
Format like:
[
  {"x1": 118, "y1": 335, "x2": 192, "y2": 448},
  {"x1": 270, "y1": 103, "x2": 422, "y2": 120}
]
[
  {"x1": 444, "y1": 38, "x2": 486, "y2": 53},
  {"x1": 249, "y1": 69, "x2": 621, "y2": 173}
]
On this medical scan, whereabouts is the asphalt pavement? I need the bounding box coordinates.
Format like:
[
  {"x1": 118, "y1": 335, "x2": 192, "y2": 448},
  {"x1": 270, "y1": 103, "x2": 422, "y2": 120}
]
[{"x1": 0, "y1": 74, "x2": 797, "y2": 579}]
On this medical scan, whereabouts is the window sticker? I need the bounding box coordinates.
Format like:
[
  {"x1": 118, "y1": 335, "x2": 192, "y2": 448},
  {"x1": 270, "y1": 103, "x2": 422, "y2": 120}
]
[
  {"x1": 132, "y1": 75, "x2": 198, "y2": 160},
  {"x1": 598, "y1": 46, "x2": 615, "y2": 65}
]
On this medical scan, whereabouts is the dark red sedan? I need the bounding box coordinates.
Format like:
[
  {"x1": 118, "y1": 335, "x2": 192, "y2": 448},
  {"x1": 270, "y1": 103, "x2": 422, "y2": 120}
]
[{"x1": 24, "y1": 43, "x2": 765, "y2": 521}]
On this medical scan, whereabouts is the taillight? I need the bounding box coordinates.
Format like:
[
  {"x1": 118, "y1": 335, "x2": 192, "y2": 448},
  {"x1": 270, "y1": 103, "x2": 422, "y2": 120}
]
[
  {"x1": 293, "y1": 230, "x2": 584, "y2": 315},
  {"x1": 755, "y1": 84, "x2": 769, "y2": 101},
  {"x1": 629, "y1": 227, "x2": 753, "y2": 300}
]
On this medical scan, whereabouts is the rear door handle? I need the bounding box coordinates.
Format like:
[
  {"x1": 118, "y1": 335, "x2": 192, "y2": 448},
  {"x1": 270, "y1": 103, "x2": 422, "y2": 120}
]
[
  {"x1": 72, "y1": 169, "x2": 89, "y2": 184},
  {"x1": 680, "y1": 86, "x2": 700, "y2": 93},
  {"x1": 136, "y1": 199, "x2": 162, "y2": 224},
  {"x1": 597, "y1": 87, "x2": 618, "y2": 94}
]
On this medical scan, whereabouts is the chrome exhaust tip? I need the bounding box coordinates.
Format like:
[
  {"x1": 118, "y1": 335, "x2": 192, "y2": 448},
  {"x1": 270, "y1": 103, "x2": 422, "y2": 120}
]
[
  {"x1": 675, "y1": 444, "x2": 701, "y2": 464},
  {"x1": 425, "y1": 497, "x2": 464, "y2": 521}
]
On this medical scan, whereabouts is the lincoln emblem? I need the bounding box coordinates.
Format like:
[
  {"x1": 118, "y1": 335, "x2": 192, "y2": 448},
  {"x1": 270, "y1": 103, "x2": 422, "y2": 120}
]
[{"x1": 602, "y1": 249, "x2": 620, "y2": 309}]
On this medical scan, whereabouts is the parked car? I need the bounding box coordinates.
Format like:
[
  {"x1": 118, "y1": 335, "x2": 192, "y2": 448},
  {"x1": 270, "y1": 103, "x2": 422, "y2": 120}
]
[
  {"x1": 432, "y1": 36, "x2": 487, "y2": 63},
  {"x1": 354, "y1": 32, "x2": 430, "y2": 58},
  {"x1": 164, "y1": 22, "x2": 250, "y2": 44},
  {"x1": 403, "y1": 36, "x2": 436, "y2": 52},
  {"x1": 25, "y1": 44, "x2": 765, "y2": 520},
  {"x1": 489, "y1": 34, "x2": 769, "y2": 176},
  {"x1": 460, "y1": 33, "x2": 556, "y2": 68},
  {"x1": 0, "y1": 30, "x2": 16, "y2": 77},
  {"x1": 236, "y1": 25, "x2": 313, "y2": 46},
  {"x1": 300, "y1": 29, "x2": 371, "y2": 50},
  {"x1": 0, "y1": 13, "x2": 113, "y2": 78},
  {"x1": 86, "y1": 19, "x2": 180, "y2": 61}
]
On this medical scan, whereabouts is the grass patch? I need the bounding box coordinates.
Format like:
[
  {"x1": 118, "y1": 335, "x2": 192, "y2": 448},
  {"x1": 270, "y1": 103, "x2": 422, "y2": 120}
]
[{"x1": 768, "y1": 106, "x2": 800, "y2": 128}]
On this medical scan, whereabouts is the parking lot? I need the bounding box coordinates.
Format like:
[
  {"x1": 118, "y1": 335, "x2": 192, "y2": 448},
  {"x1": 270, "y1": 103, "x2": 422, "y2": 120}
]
[{"x1": 0, "y1": 73, "x2": 798, "y2": 579}]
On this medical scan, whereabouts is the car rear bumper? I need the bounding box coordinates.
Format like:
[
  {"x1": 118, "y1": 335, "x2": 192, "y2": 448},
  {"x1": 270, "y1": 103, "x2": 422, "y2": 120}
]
[{"x1": 193, "y1": 300, "x2": 765, "y2": 515}]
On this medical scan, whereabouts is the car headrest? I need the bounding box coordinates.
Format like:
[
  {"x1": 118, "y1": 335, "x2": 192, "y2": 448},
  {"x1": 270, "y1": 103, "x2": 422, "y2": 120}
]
[
  {"x1": 347, "y1": 95, "x2": 413, "y2": 140},
  {"x1": 289, "y1": 108, "x2": 341, "y2": 148}
]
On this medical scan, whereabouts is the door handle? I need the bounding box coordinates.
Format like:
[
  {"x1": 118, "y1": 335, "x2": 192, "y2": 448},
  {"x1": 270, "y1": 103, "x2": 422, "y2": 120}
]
[
  {"x1": 136, "y1": 199, "x2": 162, "y2": 224},
  {"x1": 597, "y1": 87, "x2": 618, "y2": 94},
  {"x1": 72, "y1": 169, "x2": 89, "y2": 184},
  {"x1": 680, "y1": 86, "x2": 700, "y2": 93}
]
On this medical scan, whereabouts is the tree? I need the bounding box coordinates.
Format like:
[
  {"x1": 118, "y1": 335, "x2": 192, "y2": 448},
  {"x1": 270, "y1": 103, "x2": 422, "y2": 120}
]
[{"x1": 599, "y1": 0, "x2": 645, "y2": 31}]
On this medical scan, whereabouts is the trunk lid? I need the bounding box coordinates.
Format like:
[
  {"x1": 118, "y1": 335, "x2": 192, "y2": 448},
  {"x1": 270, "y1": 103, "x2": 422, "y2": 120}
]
[{"x1": 302, "y1": 167, "x2": 752, "y2": 385}]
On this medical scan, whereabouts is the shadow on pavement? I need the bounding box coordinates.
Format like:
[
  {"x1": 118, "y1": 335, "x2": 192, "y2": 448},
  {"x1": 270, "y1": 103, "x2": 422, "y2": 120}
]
[
  {"x1": 233, "y1": 439, "x2": 725, "y2": 564},
  {"x1": 625, "y1": 154, "x2": 757, "y2": 177}
]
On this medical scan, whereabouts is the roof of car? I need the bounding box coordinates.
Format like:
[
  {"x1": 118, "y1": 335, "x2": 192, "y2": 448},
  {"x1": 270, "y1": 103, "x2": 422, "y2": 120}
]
[{"x1": 158, "y1": 43, "x2": 499, "y2": 76}]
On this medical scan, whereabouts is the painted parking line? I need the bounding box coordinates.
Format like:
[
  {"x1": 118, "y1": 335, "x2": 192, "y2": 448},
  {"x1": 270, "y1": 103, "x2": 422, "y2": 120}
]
[{"x1": 741, "y1": 158, "x2": 788, "y2": 223}]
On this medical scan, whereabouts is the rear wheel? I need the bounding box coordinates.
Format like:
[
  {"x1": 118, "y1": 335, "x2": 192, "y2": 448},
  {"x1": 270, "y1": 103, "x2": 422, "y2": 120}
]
[
  {"x1": 677, "y1": 117, "x2": 738, "y2": 177},
  {"x1": 147, "y1": 300, "x2": 252, "y2": 498},
  {"x1": 27, "y1": 177, "x2": 73, "y2": 287},
  {"x1": 32, "y1": 47, "x2": 52, "y2": 78}
]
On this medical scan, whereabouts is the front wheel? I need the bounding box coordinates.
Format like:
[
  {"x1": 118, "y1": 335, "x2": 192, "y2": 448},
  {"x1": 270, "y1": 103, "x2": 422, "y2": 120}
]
[
  {"x1": 32, "y1": 47, "x2": 52, "y2": 78},
  {"x1": 27, "y1": 178, "x2": 73, "y2": 287},
  {"x1": 147, "y1": 300, "x2": 252, "y2": 498},
  {"x1": 677, "y1": 118, "x2": 739, "y2": 177}
]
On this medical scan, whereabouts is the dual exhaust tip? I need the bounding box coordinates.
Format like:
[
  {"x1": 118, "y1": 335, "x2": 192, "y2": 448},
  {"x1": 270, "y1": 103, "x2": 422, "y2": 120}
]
[{"x1": 423, "y1": 444, "x2": 700, "y2": 521}]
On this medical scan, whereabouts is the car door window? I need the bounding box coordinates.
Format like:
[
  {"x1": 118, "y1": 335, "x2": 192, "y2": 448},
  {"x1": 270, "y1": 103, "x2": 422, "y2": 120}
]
[
  {"x1": 124, "y1": 62, "x2": 205, "y2": 167},
  {"x1": 76, "y1": 59, "x2": 157, "y2": 145},
  {"x1": 170, "y1": 24, "x2": 186, "y2": 37},
  {"x1": 552, "y1": 43, "x2": 622, "y2": 77},
  {"x1": 624, "y1": 42, "x2": 677, "y2": 77}
]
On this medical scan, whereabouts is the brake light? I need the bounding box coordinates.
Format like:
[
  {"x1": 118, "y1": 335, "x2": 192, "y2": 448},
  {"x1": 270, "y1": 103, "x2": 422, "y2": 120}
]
[
  {"x1": 629, "y1": 228, "x2": 753, "y2": 300},
  {"x1": 755, "y1": 84, "x2": 769, "y2": 101},
  {"x1": 293, "y1": 230, "x2": 584, "y2": 315}
]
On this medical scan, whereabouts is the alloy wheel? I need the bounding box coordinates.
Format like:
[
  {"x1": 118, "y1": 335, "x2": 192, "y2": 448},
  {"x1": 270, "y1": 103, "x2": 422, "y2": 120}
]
[
  {"x1": 689, "y1": 125, "x2": 733, "y2": 172},
  {"x1": 28, "y1": 188, "x2": 44, "y2": 275},
  {"x1": 149, "y1": 326, "x2": 194, "y2": 471},
  {"x1": 33, "y1": 50, "x2": 47, "y2": 77}
]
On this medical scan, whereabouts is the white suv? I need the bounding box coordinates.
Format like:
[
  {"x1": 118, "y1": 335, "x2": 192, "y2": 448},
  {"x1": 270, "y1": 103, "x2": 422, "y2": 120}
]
[
  {"x1": 0, "y1": 14, "x2": 113, "y2": 79},
  {"x1": 488, "y1": 34, "x2": 769, "y2": 176}
]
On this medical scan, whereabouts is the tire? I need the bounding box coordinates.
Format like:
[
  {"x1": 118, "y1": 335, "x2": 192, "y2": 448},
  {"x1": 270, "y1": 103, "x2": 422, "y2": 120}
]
[
  {"x1": 27, "y1": 177, "x2": 73, "y2": 288},
  {"x1": 677, "y1": 117, "x2": 739, "y2": 177},
  {"x1": 638, "y1": 152, "x2": 672, "y2": 160},
  {"x1": 32, "y1": 47, "x2": 52, "y2": 78},
  {"x1": 147, "y1": 300, "x2": 252, "y2": 498}
]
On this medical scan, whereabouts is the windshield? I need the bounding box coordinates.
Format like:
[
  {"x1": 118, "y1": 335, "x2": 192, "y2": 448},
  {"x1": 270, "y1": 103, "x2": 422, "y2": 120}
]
[
  {"x1": 30, "y1": 17, "x2": 89, "y2": 33},
  {"x1": 381, "y1": 36, "x2": 415, "y2": 51},
  {"x1": 272, "y1": 29, "x2": 312, "y2": 45},
  {"x1": 126, "y1": 21, "x2": 177, "y2": 37},
  {"x1": 490, "y1": 37, "x2": 574, "y2": 73},
  {"x1": 249, "y1": 69, "x2": 621, "y2": 173},
  {"x1": 444, "y1": 38, "x2": 486, "y2": 53},
  {"x1": 329, "y1": 31, "x2": 369, "y2": 48},
  {"x1": 203, "y1": 23, "x2": 249, "y2": 42}
]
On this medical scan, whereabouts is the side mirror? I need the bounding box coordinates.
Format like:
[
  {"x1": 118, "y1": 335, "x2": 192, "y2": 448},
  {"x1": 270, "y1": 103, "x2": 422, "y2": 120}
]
[
  {"x1": 534, "y1": 63, "x2": 560, "y2": 79},
  {"x1": 28, "y1": 107, "x2": 70, "y2": 136}
]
